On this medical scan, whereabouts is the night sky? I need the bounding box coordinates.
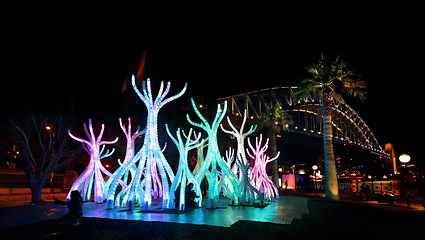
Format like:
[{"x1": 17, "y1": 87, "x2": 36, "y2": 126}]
[{"x1": 1, "y1": 6, "x2": 422, "y2": 166}]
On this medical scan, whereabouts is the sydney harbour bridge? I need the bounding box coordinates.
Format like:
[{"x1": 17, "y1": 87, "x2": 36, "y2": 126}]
[{"x1": 216, "y1": 86, "x2": 394, "y2": 175}]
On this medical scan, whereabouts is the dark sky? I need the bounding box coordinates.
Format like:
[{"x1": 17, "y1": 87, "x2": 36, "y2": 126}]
[{"x1": 1, "y1": 6, "x2": 422, "y2": 165}]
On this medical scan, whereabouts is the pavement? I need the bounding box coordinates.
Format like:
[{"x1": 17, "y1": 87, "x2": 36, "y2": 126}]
[
  {"x1": 0, "y1": 194, "x2": 309, "y2": 228},
  {"x1": 1, "y1": 191, "x2": 424, "y2": 239},
  {"x1": 0, "y1": 192, "x2": 69, "y2": 208},
  {"x1": 83, "y1": 195, "x2": 309, "y2": 227}
]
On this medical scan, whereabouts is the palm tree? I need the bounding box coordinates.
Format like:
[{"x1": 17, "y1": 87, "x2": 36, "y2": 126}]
[
  {"x1": 295, "y1": 54, "x2": 366, "y2": 201},
  {"x1": 259, "y1": 103, "x2": 293, "y2": 188}
]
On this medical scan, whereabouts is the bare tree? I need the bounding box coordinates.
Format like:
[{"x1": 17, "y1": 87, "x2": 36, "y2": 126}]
[{"x1": 2, "y1": 115, "x2": 81, "y2": 202}]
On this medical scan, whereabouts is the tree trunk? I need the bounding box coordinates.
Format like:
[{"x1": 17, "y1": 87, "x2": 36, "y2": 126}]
[
  {"x1": 322, "y1": 91, "x2": 339, "y2": 201},
  {"x1": 30, "y1": 183, "x2": 44, "y2": 203},
  {"x1": 268, "y1": 128, "x2": 279, "y2": 189}
]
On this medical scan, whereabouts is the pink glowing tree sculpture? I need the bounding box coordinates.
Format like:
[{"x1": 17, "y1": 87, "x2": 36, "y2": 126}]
[
  {"x1": 106, "y1": 75, "x2": 187, "y2": 210},
  {"x1": 246, "y1": 134, "x2": 280, "y2": 200},
  {"x1": 67, "y1": 119, "x2": 119, "y2": 203}
]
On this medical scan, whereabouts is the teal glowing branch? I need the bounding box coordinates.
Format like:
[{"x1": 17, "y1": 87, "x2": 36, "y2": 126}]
[
  {"x1": 106, "y1": 75, "x2": 187, "y2": 210},
  {"x1": 187, "y1": 98, "x2": 240, "y2": 208},
  {"x1": 220, "y1": 109, "x2": 257, "y2": 179},
  {"x1": 235, "y1": 153, "x2": 260, "y2": 205},
  {"x1": 183, "y1": 130, "x2": 208, "y2": 177},
  {"x1": 247, "y1": 134, "x2": 280, "y2": 200},
  {"x1": 104, "y1": 117, "x2": 145, "y2": 207},
  {"x1": 166, "y1": 125, "x2": 204, "y2": 210},
  {"x1": 67, "y1": 119, "x2": 119, "y2": 203}
]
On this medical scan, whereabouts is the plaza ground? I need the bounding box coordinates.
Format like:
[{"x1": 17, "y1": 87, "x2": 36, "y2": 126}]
[{"x1": 1, "y1": 191, "x2": 424, "y2": 240}]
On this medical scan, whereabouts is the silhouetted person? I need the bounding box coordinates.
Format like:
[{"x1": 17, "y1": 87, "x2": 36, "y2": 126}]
[
  {"x1": 175, "y1": 186, "x2": 181, "y2": 207},
  {"x1": 54, "y1": 190, "x2": 83, "y2": 226},
  {"x1": 185, "y1": 183, "x2": 199, "y2": 209}
]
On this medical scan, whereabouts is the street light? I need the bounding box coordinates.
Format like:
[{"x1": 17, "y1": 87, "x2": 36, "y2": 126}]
[
  {"x1": 399, "y1": 154, "x2": 411, "y2": 164},
  {"x1": 399, "y1": 154, "x2": 411, "y2": 208},
  {"x1": 312, "y1": 165, "x2": 318, "y2": 196}
]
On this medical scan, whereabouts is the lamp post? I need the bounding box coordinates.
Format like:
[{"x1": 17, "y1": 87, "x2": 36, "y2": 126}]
[
  {"x1": 399, "y1": 154, "x2": 411, "y2": 208},
  {"x1": 312, "y1": 165, "x2": 318, "y2": 196}
]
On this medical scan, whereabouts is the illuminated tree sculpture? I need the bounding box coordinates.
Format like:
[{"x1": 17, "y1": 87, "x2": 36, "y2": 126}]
[
  {"x1": 104, "y1": 117, "x2": 145, "y2": 207},
  {"x1": 106, "y1": 75, "x2": 187, "y2": 210},
  {"x1": 166, "y1": 125, "x2": 204, "y2": 210},
  {"x1": 67, "y1": 119, "x2": 119, "y2": 203},
  {"x1": 235, "y1": 154, "x2": 260, "y2": 205},
  {"x1": 187, "y1": 98, "x2": 239, "y2": 208},
  {"x1": 220, "y1": 109, "x2": 257, "y2": 179},
  {"x1": 247, "y1": 134, "x2": 280, "y2": 200}
]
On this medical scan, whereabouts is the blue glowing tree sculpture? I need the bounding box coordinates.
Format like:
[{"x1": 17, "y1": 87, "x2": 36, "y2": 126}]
[
  {"x1": 104, "y1": 117, "x2": 145, "y2": 207},
  {"x1": 220, "y1": 109, "x2": 257, "y2": 179},
  {"x1": 247, "y1": 134, "x2": 280, "y2": 200},
  {"x1": 183, "y1": 130, "x2": 208, "y2": 176},
  {"x1": 235, "y1": 154, "x2": 260, "y2": 205},
  {"x1": 67, "y1": 119, "x2": 119, "y2": 203},
  {"x1": 106, "y1": 75, "x2": 187, "y2": 210},
  {"x1": 187, "y1": 98, "x2": 239, "y2": 208},
  {"x1": 166, "y1": 125, "x2": 204, "y2": 210}
]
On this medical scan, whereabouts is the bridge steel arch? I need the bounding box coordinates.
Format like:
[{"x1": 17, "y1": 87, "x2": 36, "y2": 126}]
[{"x1": 217, "y1": 86, "x2": 390, "y2": 158}]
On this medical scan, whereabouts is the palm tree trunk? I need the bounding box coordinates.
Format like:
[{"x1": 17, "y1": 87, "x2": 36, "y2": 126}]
[
  {"x1": 322, "y1": 91, "x2": 339, "y2": 201},
  {"x1": 267, "y1": 128, "x2": 279, "y2": 189}
]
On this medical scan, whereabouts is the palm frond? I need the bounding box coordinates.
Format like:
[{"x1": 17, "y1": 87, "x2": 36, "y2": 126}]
[
  {"x1": 297, "y1": 53, "x2": 367, "y2": 102},
  {"x1": 259, "y1": 103, "x2": 293, "y2": 133}
]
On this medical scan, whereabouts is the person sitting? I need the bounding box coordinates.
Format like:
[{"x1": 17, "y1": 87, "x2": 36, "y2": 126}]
[
  {"x1": 54, "y1": 190, "x2": 83, "y2": 226},
  {"x1": 185, "y1": 183, "x2": 199, "y2": 209}
]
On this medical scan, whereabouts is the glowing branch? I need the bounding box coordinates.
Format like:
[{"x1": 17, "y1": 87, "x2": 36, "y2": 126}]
[
  {"x1": 187, "y1": 98, "x2": 240, "y2": 208},
  {"x1": 166, "y1": 125, "x2": 204, "y2": 210},
  {"x1": 67, "y1": 119, "x2": 119, "y2": 203},
  {"x1": 220, "y1": 109, "x2": 257, "y2": 179},
  {"x1": 247, "y1": 135, "x2": 280, "y2": 200},
  {"x1": 106, "y1": 76, "x2": 187, "y2": 210}
]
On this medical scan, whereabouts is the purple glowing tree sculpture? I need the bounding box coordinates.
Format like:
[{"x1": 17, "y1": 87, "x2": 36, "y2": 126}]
[
  {"x1": 247, "y1": 134, "x2": 280, "y2": 200},
  {"x1": 106, "y1": 75, "x2": 187, "y2": 210},
  {"x1": 67, "y1": 119, "x2": 119, "y2": 203},
  {"x1": 166, "y1": 125, "x2": 204, "y2": 210}
]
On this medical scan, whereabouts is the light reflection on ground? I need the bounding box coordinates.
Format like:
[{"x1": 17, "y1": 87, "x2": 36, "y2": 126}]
[{"x1": 83, "y1": 195, "x2": 309, "y2": 227}]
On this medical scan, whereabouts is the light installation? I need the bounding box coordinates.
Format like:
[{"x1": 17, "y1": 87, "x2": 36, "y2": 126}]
[
  {"x1": 165, "y1": 125, "x2": 204, "y2": 210},
  {"x1": 106, "y1": 75, "x2": 187, "y2": 210},
  {"x1": 235, "y1": 152, "x2": 260, "y2": 205},
  {"x1": 104, "y1": 117, "x2": 145, "y2": 207},
  {"x1": 247, "y1": 134, "x2": 280, "y2": 200},
  {"x1": 184, "y1": 130, "x2": 207, "y2": 176},
  {"x1": 187, "y1": 98, "x2": 239, "y2": 208},
  {"x1": 67, "y1": 119, "x2": 119, "y2": 203},
  {"x1": 220, "y1": 109, "x2": 257, "y2": 179}
]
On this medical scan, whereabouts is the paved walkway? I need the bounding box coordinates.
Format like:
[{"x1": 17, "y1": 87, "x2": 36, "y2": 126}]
[
  {"x1": 83, "y1": 195, "x2": 309, "y2": 227},
  {"x1": 0, "y1": 203, "x2": 67, "y2": 228}
]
